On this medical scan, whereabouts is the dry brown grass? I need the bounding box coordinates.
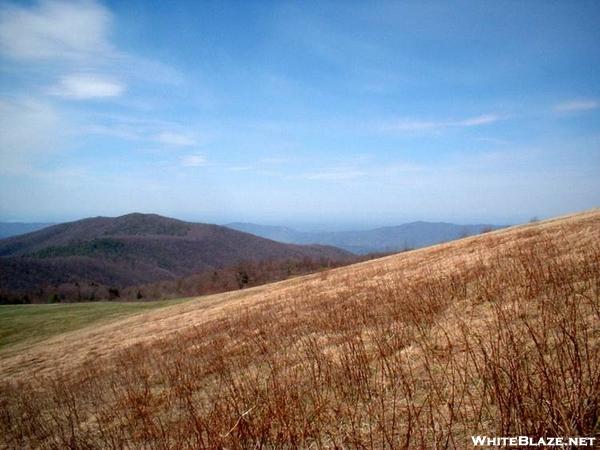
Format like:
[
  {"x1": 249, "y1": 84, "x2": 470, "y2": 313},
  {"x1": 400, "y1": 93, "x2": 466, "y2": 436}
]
[{"x1": 1, "y1": 209, "x2": 599, "y2": 448}]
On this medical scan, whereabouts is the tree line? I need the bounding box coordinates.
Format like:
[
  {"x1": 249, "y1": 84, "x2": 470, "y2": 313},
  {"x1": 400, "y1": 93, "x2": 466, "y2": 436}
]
[{"x1": 0, "y1": 256, "x2": 357, "y2": 304}]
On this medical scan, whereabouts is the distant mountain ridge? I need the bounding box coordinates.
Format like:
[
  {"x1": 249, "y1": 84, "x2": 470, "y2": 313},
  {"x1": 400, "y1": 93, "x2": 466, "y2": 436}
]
[
  {"x1": 0, "y1": 213, "x2": 353, "y2": 299},
  {"x1": 226, "y1": 221, "x2": 503, "y2": 254},
  {"x1": 0, "y1": 222, "x2": 54, "y2": 239}
]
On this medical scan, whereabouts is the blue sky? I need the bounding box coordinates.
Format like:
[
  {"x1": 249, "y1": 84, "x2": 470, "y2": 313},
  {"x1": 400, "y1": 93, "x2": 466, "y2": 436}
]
[{"x1": 0, "y1": 0, "x2": 599, "y2": 228}]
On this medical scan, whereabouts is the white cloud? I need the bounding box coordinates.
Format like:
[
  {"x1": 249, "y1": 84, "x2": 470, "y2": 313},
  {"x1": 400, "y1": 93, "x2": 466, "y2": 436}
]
[
  {"x1": 382, "y1": 113, "x2": 502, "y2": 132},
  {"x1": 0, "y1": 0, "x2": 182, "y2": 90},
  {"x1": 0, "y1": 0, "x2": 112, "y2": 61},
  {"x1": 180, "y1": 154, "x2": 207, "y2": 167},
  {"x1": 554, "y1": 100, "x2": 599, "y2": 113},
  {"x1": 49, "y1": 73, "x2": 125, "y2": 99},
  {"x1": 155, "y1": 132, "x2": 197, "y2": 147}
]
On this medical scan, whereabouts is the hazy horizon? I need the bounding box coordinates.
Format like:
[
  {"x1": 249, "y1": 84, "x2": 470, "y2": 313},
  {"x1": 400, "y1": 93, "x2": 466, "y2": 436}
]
[
  {"x1": 0, "y1": 206, "x2": 592, "y2": 231},
  {"x1": 1, "y1": 1, "x2": 599, "y2": 224},
  {"x1": 0, "y1": 207, "x2": 576, "y2": 234}
]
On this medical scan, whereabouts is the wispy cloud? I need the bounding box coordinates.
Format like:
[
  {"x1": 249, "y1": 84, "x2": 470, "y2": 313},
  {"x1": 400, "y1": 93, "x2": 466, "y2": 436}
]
[
  {"x1": 382, "y1": 113, "x2": 502, "y2": 132},
  {"x1": 554, "y1": 100, "x2": 599, "y2": 113},
  {"x1": 49, "y1": 73, "x2": 125, "y2": 99},
  {"x1": 277, "y1": 160, "x2": 426, "y2": 185},
  {"x1": 0, "y1": 0, "x2": 181, "y2": 90},
  {"x1": 155, "y1": 132, "x2": 197, "y2": 147},
  {"x1": 0, "y1": 0, "x2": 112, "y2": 61},
  {"x1": 180, "y1": 154, "x2": 207, "y2": 167},
  {"x1": 0, "y1": 0, "x2": 188, "y2": 177},
  {"x1": 84, "y1": 118, "x2": 203, "y2": 150},
  {"x1": 457, "y1": 114, "x2": 500, "y2": 126}
]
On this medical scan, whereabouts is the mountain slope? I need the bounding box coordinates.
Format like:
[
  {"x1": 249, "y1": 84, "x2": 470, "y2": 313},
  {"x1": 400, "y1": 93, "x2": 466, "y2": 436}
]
[
  {"x1": 1, "y1": 209, "x2": 598, "y2": 448},
  {"x1": 226, "y1": 220, "x2": 502, "y2": 253},
  {"x1": 0, "y1": 213, "x2": 353, "y2": 294}
]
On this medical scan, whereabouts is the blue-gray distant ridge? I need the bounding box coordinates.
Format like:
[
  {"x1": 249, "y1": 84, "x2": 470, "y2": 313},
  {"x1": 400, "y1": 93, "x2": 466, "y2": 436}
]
[{"x1": 226, "y1": 221, "x2": 504, "y2": 254}]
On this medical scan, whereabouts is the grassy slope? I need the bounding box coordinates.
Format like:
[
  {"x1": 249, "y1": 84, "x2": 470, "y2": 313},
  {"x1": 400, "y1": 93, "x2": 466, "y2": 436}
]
[
  {"x1": 0, "y1": 300, "x2": 186, "y2": 355},
  {"x1": 0, "y1": 209, "x2": 599, "y2": 448}
]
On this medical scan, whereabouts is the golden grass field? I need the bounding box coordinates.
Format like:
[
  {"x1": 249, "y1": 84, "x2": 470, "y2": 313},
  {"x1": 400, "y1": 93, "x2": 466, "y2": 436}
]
[{"x1": 1, "y1": 209, "x2": 599, "y2": 448}]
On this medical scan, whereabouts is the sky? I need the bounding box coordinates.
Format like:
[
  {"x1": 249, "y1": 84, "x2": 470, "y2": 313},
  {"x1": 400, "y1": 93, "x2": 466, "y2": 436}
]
[{"x1": 0, "y1": 0, "x2": 599, "y2": 228}]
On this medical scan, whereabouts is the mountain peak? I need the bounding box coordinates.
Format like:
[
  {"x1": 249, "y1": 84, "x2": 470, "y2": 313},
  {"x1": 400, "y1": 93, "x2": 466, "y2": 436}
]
[{"x1": 0, "y1": 213, "x2": 354, "y2": 299}]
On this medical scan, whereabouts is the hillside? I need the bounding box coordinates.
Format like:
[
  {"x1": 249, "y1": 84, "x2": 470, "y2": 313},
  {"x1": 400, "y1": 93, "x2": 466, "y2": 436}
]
[
  {"x1": 0, "y1": 209, "x2": 598, "y2": 448},
  {"x1": 0, "y1": 213, "x2": 353, "y2": 300},
  {"x1": 227, "y1": 221, "x2": 502, "y2": 253}
]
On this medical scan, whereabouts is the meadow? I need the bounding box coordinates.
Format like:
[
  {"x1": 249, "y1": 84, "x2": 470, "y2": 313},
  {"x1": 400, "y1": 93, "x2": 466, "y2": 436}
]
[
  {"x1": 1, "y1": 210, "x2": 599, "y2": 448},
  {"x1": 0, "y1": 299, "x2": 186, "y2": 355}
]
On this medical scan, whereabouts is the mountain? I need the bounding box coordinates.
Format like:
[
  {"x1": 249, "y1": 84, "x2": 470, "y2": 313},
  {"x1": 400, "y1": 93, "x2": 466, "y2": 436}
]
[
  {"x1": 226, "y1": 221, "x2": 503, "y2": 254},
  {"x1": 0, "y1": 213, "x2": 353, "y2": 296},
  {"x1": 0, "y1": 222, "x2": 54, "y2": 239}
]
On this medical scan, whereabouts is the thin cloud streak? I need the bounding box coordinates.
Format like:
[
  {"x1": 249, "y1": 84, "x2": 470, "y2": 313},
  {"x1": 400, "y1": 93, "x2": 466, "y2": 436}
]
[
  {"x1": 381, "y1": 114, "x2": 503, "y2": 132},
  {"x1": 294, "y1": 162, "x2": 423, "y2": 182},
  {"x1": 554, "y1": 100, "x2": 599, "y2": 113},
  {"x1": 83, "y1": 120, "x2": 202, "y2": 150}
]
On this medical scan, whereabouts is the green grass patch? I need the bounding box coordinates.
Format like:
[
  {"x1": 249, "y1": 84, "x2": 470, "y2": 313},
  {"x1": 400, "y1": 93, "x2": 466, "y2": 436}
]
[{"x1": 0, "y1": 299, "x2": 187, "y2": 352}]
